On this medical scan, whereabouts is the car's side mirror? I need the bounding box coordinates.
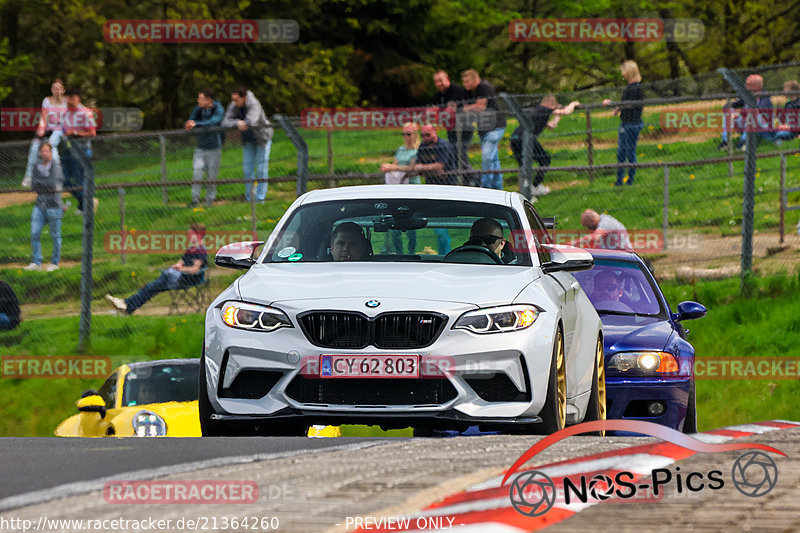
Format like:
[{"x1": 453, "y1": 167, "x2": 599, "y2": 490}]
[
  {"x1": 215, "y1": 241, "x2": 265, "y2": 270},
  {"x1": 76, "y1": 394, "x2": 107, "y2": 419},
  {"x1": 673, "y1": 301, "x2": 707, "y2": 322},
  {"x1": 541, "y1": 244, "x2": 594, "y2": 273}
]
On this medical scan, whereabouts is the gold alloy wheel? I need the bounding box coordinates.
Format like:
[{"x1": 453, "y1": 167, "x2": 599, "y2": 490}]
[
  {"x1": 556, "y1": 329, "x2": 566, "y2": 429},
  {"x1": 597, "y1": 336, "x2": 607, "y2": 422}
]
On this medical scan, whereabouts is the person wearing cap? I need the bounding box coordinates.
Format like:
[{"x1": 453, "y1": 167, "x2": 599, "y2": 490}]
[{"x1": 59, "y1": 88, "x2": 97, "y2": 214}]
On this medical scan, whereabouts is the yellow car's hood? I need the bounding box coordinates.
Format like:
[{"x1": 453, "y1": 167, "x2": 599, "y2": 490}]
[{"x1": 55, "y1": 401, "x2": 200, "y2": 437}]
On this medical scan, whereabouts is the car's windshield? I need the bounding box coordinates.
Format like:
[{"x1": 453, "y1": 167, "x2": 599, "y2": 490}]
[
  {"x1": 573, "y1": 258, "x2": 666, "y2": 318},
  {"x1": 122, "y1": 362, "x2": 199, "y2": 406},
  {"x1": 263, "y1": 198, "x2": 532, "y2": 266}
]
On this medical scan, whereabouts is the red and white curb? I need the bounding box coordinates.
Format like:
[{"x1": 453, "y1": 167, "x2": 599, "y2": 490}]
[{"x1": 355, "y1": 420, "x2": 800, "y2": 532}]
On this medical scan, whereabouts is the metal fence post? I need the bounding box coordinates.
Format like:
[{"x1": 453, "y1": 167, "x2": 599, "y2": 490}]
[
  {"x1": 76, "y1": 144, "x2": 95, "y2": 353},
  {"x1": 250, "y1": 191, "x2": 258, "y2": 237},
  {"x1": 585, "y1": 108, "x2": 595, "y2": 182},
  {"x1": 159, "y1": 134, "x2": 168, "y2": 205},
  {"x1": 118, "y1": 187, "x2": 126, "y2": 265},
  {"x1": 780, "y1": 154, "x2": 786, "y2": 244},
  {"x1": 274, "y1": 114, "x2": 309, "y2": 197},
  {"x1": 718, "y1": 67, "x2": 758, "y2": 288},
  {"x1": 662, "y1": 165, "x2": 670, "y2": 251}
]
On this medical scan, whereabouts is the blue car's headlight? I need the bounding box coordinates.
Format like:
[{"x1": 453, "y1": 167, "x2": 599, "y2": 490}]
[
  {"x1": 132, "y1": 410, "x2": 166, "y2": 437},
  {"x1": 221, "y1": 302, "x2": 293, "y2": 332},
  {"x1": 608, "y1": 351, "x2": 679, "y2": 373},
  {"x1": 453, "y1": 305, "x2": 540, "y2": 334}
]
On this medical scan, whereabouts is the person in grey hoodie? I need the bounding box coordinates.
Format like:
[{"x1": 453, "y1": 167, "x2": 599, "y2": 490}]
[
  {"x1": 185, "y1": 88, "x2": 225, "y2": 207},
  {"x1": 222, "y1": 86, "x2": 274, "y2": 203},
  {"x1": 24, "y1": 142, "x2": 64, "y2": 272}
]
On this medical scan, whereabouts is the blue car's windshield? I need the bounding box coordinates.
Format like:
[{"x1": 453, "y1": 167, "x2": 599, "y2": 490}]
[{"x1": 573, "y1": 258, "x2": 667, "y2": 318}]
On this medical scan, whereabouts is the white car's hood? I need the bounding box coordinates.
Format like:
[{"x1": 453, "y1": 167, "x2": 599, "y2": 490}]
[{"x1": 237, "y1": 262, "x2": 538, "y2": 307}]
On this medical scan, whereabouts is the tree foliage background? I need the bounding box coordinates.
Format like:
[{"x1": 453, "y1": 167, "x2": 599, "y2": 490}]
[{"x1": 2, "y1": 0, "x2": 800, "y2": 129}]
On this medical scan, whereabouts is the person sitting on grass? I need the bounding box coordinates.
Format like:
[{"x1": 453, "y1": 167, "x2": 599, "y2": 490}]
[
  {"x1": 104, "y1": 223, "x2": 208, "y2": 315},
  {"x1": 0, "y1": 277, "x2": 21, "y2": 332}
]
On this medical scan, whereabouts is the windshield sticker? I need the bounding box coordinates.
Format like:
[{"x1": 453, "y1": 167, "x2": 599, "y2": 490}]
[
  {"x1": 277, "y1": 246, "x2": 296, "y2": 258},
  {"x1": 288, "y1": 253, "x2": 303, "y2": 262}
]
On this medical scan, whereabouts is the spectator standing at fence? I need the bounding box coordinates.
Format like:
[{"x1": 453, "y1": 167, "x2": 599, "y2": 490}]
[
  {"x1": 105, "y1": 223, "x2": 208, "y2": 315},
  {"x1": 433, "y1": 70, "x2": 475, "y2": 184},
  {"x1": 461, "y1": 69, "x2": 507, "y2": 189},
  {"x1": 603, "y1": 60, "x2": 644, "y2": 186},
  {"x1": 24, "y1": 142, "x2": 64, "y2": 272},
  {"x1": 718, "y1": 74, "x2": 773, "y2": 151},
  {"x1": 0, "y1": 278, "x2": 20, "y2": 332},
  {"x1": 579, "y1": 209, "x2": 633, "y2": 251},
  {"x1": 22, "y1": 79, "x2": 66, "y2": 188},
  {"x1": 185, "y1": 88, "x2": 225, "y2": 207},
  {"x1": 380, "y1": 122, "x2": 420, "y2": 254},
  {"x1": 59, "y1": 88, "x2": 97, "y2": 214},
  {"x1": 775, "y1": 80, "x2": 800, "y2": 144},
  {"x1": 510, "y1": 95, "x2": 580, "y2": 198},
  {"x1": 222, "y1": 86, "x2": 274, "y2": 203},
  {"x1": 412, "y1": 125, "x2": 457, "y2": 254}
]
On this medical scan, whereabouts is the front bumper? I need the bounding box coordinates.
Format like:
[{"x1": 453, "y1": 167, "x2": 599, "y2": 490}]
[
  {"x1": 606, "y1": 377, "x2": 691, "y2": 432},
  {"x1": 203, "y1": 298, "x2": 559, "y2": 425}
]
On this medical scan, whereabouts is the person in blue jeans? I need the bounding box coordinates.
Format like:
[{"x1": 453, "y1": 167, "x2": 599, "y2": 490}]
[
  {"x1": 0, "y1": 279, "x2": 21, "y2": 331},
  {"x1": 105, "y1": 224, "x2": 208, "y2": 315},
  {"x1": 461, "y1": 69, "x2": 507, "y2": 189},
  {"x1": 59, "y1": 88, "x2": 96, "y2": 213},
  {"x1": 222, "y1": 86, "x2": 274, "y2": 203},
  {"x1": 603, "y1": 60, "x2": 644, "y2": 186},
  {"x1": 24, "y1": 143, "x2": 64, "y2": 272}
]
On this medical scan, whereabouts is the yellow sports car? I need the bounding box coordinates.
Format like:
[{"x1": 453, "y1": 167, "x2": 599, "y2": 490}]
[{"x1": 55, "y1": 359, "x2": 201, "y2": 437}]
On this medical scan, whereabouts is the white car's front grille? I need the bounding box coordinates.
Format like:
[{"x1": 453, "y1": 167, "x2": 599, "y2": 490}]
[{"x1": 298, "y1": 311, "x2": 446, "y2": 349}]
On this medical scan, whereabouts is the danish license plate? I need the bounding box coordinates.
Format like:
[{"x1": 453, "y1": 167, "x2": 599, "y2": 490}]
[{"x1": 319, "y1": 355, "x2": 419, "y2": 378}]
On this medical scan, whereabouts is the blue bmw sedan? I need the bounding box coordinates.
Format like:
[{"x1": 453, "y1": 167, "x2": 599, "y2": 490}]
[{"x1": 572, "y1": 249, "x2": 706, "y2": 432}]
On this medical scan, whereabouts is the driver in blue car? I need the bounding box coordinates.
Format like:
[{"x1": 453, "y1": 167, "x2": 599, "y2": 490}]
[{"x1": 590, "y1": 270, "x2": 634, "y2": 312}]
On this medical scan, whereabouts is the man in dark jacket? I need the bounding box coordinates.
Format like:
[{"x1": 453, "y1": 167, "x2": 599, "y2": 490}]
[
  {"x1": 24, "y1": 142, "x2": 64, "y2": 272},
  {"x1": 0, "y1": 279, "x2": 20, "y2": 331},
  {"x1": 185, "y1": 89, "x2": 225, "y2": 207}
]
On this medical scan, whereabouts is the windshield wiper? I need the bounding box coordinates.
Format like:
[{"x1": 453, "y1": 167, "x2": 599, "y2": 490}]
[{"x1": 596, "y1": 310, "x2": 657, "y2": 318}]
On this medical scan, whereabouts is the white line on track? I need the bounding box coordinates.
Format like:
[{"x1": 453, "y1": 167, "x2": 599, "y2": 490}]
[{"x1": 0, "y1": 440, "x2": 384, "y2": 512}]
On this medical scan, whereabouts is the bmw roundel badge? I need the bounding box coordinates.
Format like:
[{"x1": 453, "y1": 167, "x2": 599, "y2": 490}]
[{"x1": 365, "y1": 300, "x2": 380, "y2": 308}]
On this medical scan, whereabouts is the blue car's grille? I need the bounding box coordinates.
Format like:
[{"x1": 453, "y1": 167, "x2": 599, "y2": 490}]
[{"x1": 298, "y1": 311, "x2": 446, "y2": 349}]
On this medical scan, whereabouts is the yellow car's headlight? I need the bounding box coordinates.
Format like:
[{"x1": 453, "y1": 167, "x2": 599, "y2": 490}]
[
  {"x1": 221, "y1": 302, "x2": 293, "y2": 332},
  {"x1": 132, "y1": 411, "x2": 166, "y2": 437}
]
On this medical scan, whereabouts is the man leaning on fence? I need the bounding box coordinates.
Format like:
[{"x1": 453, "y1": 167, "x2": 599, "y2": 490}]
[
  {"x1": 60, "y1": 88, "x2": 97, "y2": 214},
  {"x1": 105, "y1": 223, "x2": 208, "y2": 315},
  {"x1": 222, "y1": 86, "x2": 274, "y2": 203},
  {"x1": 185, "y1": 88, "x2": 225, "y2": 207},
  {"x1": 461, "y1": 69, "x2": 507, "y2": 190},
  {"x1": 24, "y1": 142, "x2": 65, "y2": 272}
]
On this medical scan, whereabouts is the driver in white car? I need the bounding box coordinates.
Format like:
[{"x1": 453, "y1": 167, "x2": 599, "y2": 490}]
[{"x1": 331, "y1": 222, "x2": 372, "y2": 262}]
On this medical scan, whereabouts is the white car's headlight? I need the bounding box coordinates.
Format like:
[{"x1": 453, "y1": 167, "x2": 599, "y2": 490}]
[
  {"x1": 453, "y1": 305, "x2": 540, "y2": 334},
  {"x1": 132, "y1": 411, "x2": 166, "y2": 437},
  {"x1": 221, "y1": 302, "x2": 293, "y2": 332},
  {"x1": 609, "y1": 351, "x2": 679, "y2": 373}
]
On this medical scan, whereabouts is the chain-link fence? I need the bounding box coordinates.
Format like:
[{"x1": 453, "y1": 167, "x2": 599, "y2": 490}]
[{"x1": 2, "y1": 62, "x2": 800, "y2": 350}]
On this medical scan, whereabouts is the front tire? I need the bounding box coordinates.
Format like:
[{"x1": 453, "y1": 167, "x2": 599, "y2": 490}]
[
  {"x1": 538, "y1": 326, "x2": 567, "y2": 434},
  {"x1": 583, "y1": 335, "x2": 607, "y2": 436}
]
